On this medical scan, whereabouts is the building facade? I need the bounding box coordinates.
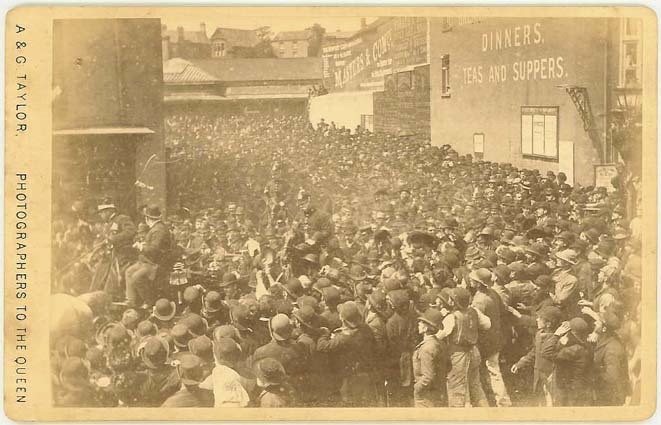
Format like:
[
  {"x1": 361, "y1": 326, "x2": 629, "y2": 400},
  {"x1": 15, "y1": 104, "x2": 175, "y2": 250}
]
[
  {"x1": 210, "y1": 27, "x2": 260, "y2": 58},
  {"x1": 428, "y1": 17, "x2": 640, "y2": 186},
  {"x1": 272, "y1": 31, "x2": 312, "y2": 58},
  {"x1": 311, "y1": 17, "x2": 430, "y2": 133}
]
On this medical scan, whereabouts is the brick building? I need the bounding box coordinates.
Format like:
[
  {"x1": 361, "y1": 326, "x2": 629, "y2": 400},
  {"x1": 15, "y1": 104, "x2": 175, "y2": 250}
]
[
  {"x1": 162, "y1": 23, "x2": 210, "y2": 60},
  {"x1": 272, "y1": 30, "x2": 312, "y2": 58},
  {"x1": 428, "y1": 17, "x2": 643, "y2": 186},
  {"x1": 209, "y1": 27, "x2": 260, "y2": 58}
]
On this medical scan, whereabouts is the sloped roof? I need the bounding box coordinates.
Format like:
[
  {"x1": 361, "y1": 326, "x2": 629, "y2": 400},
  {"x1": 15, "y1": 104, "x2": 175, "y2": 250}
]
[
  {"x1": 163, "y1": 58, "x2": 217, "y2": 84},
  {"x1": 163, "y1": 29, "x2": 209, "y2": 44},
  {"x1": 192, "y1": 57, "x2": 322, "y2": 82},
  {"x1": 210, "y1": 27, "x2": 260, "y2": 47},
  {"x1": 163, "y1": 57, "x2": 322, "y2": 84},
  {"x1": 273, "y1": 30, "x2": 312, "y2": 42}
]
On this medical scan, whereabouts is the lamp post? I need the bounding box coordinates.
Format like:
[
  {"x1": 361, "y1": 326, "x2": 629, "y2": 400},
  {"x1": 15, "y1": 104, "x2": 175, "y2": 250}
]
[
  {"x1": 613, "y1": 86, "x2": 642, "y2": 113},
  {"x1": 610, "y1": 85, "x2": 642, "y2": 219},
  {"x1": 610, "y1": 85, "x2": 642, "y2": 166}
]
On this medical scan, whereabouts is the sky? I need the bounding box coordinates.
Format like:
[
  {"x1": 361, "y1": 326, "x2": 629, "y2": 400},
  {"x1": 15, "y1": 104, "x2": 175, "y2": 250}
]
[{"x1": 161, "y1": 16, "x2": 377, "y2": 36}]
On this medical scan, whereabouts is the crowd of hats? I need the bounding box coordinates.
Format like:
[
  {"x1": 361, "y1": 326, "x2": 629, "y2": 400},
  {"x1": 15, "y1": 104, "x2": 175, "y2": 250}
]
[{"x1": 49, "y1": 111, "x2": 642, "y2": 407}]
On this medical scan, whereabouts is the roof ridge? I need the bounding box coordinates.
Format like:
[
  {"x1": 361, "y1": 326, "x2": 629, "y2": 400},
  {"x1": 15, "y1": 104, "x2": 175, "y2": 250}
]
[{"x1": 165, "y1": 57, "x2": 321, "y2": 83}]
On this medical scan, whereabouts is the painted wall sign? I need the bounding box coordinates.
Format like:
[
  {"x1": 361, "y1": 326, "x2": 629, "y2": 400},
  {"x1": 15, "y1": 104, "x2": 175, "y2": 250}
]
[
  {"x1": 322, "y1": 17, "x2": 428, "y2": 92},
  {"x1": 460, "y1": 22, "x2": 567, "y2": 87}
]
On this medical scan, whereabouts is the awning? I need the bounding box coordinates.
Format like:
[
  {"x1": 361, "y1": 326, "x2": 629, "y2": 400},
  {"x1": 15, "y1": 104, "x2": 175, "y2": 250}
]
[
  {"x1": 164, "y1": 93, "x2": 308, "y2": 102},
  {"x1": 52, "y1": 127, "x2": 155, "y2": 136},
  {"x1": 164, "y1": 93, "x2": 229, "y2": 102},
  {"x1": 225, "y1": 93, "x2": 309, "y2": 100}
]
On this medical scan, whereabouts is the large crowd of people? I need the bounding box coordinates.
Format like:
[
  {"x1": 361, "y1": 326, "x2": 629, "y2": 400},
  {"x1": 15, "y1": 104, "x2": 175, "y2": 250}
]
[{"x1": 51, "y1": 110, "x2": 642, "y2": 408}]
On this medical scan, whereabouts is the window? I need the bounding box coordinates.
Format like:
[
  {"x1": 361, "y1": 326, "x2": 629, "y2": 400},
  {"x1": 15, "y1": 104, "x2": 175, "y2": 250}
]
[
  {"x1": 620, "y1": 18, "x2": 642, "y2": 86},
  {"x1": 212, "y1": 41, "x2": 226, "y2": 57},
  {"x1": 521, "y1": 106, "x2": 559, "y2": 160},
  {"x1": 440, "y1": 54, "x2": 450, "y2": 97}
]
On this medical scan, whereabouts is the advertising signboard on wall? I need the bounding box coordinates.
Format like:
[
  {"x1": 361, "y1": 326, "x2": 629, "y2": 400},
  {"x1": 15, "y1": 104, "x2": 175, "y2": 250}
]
[
  {"x1": 321, "y1": 17, "x2": 428, "y2": 92},
  {"x1": 594, "y1": 163, "x2": 618, "y2": 191}
]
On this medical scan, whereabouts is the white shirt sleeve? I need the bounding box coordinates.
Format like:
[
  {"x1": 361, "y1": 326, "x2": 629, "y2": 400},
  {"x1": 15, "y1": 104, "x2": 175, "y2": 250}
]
[
  {"x1": 474, "y1": 307, "x2": 491, "y2": 330},
  {"x1": 436, "y1": 313, "x2": 456, "y2": 340}
]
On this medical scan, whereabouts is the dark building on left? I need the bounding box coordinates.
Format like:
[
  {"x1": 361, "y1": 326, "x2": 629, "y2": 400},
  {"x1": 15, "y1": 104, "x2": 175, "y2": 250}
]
[{"x1": 52, "y1": 18, "x2": 166, "y2": 217}]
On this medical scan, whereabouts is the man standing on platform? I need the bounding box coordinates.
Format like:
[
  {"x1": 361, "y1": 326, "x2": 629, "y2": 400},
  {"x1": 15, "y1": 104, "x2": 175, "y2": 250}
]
[
  {"x1": 92, "y1": 199, "x2": 136, "y2": 299},
  {"x1": 125, "y1": 205, "x2": 172, "y2": 308}
]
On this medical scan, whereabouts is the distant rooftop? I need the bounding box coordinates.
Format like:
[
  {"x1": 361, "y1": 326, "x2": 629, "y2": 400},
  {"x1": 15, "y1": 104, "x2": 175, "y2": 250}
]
[
  {"x1": 325, "y1": 30, "x2": 357, "y2": 40},
  {"x1": 273, "y1": 30, "x2": 312, "y2": 42},
  {"x1": 163, "y1": 58, "x2": 217, "y2": 84},
  {"x1": 210, "y1": 27, "x2": 260, "y2": 48},
  {"x1": 163, "y1": 57, "x2": 322, "y2": 84},
  {"x1": 162, "y1": 24, "x2": 209, "y2": 44}
]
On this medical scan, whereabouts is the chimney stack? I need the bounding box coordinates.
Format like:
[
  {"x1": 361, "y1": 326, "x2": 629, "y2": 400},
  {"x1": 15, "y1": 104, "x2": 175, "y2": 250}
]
[
  {"x1": 200, "y1": 22, "x2": 206, "y2": 36},
  {"x1": 177, "y1": 26, "x2": 184, "y2": 43},
  {"x1": 361, "y1": 18, "x2": 367, "y2": 28}
]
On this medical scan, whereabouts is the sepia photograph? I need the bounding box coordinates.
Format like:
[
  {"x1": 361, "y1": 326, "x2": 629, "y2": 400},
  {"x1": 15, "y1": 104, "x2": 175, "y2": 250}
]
[{"x1": 3, "y1": 5, "x2": 657, "y2": 421}]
